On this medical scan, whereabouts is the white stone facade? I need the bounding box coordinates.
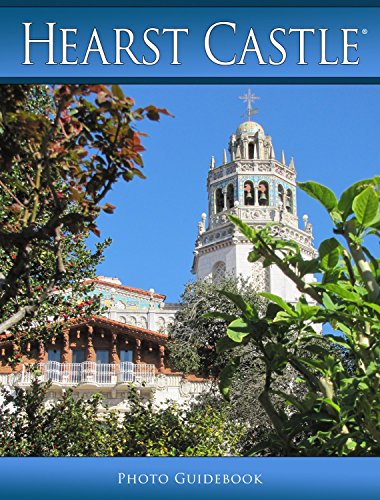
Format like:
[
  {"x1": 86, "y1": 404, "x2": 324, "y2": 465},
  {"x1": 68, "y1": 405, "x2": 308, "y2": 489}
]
[
  {"x1": 0, "y1": 371, "x2": 210, "y2": 411},
  {"x1": 91, "y1": 277, "x2": 178, "y2": 334}
]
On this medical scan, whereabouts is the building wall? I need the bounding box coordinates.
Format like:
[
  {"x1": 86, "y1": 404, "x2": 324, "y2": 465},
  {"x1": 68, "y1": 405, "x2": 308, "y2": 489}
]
[{"x1": 0, "y1": 323, "x2": 208, "y2": 408}]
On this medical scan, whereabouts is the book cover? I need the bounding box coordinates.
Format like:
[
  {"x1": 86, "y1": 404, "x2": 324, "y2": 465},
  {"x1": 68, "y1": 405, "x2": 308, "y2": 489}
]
[{"x1": 0, "y1": 1, "x2": 379, "y2": 499}]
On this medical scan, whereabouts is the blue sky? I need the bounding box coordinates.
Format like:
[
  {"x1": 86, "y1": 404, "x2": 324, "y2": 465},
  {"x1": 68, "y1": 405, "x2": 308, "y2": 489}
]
[{"x1": 92, "y1": 85, "x2": 380, "y2": 302}]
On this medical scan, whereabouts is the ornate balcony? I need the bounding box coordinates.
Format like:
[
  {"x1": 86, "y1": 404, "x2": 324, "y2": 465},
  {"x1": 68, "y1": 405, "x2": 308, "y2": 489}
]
[{"x1": 1, "y1": 361, "x2": 156, "y2": 389}]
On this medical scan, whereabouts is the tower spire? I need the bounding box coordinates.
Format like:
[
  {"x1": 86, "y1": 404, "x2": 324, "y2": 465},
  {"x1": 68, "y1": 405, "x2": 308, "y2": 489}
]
[
  {"x1": 239, "y1": 88, "x2": 260, "y2": 121},
  {"x1": 281, "y1": 150, "x2": 286, "y2": 164}
]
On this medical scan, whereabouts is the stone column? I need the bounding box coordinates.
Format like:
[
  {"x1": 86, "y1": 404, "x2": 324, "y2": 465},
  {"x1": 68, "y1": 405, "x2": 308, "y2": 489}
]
[
  {"x1": 254, "y1": 184, "x2": 259, "y2": 206},
  {"x1": 62, "y1": 331, "x2": 70, "y2": 364},
  {"x1": 135, "y1": 339, "x2": 141, "y2": 364},
  {"x1": 243, "y1": 138, "x2": 248, "y2": 159},
  {"x1": 147, "y1": 310, "x2": 155, "y2": 331},
  {"x1": 38, "y1": 342, "x2": 46, "y2": 363},
  {"x1": 258, "y1": 139, "x2": 264, "y2": 159},
  {"x1": 12, "y1": 342, "x2": 23, "y2": 371},
  {"x1": 222, "y1": 188, "x2": 227, "y2": 211},
  {"x1": 111, "y1": 333, "x2": 118, "y2": 364},
  {"x1": 158, "y1": 345, "x2": 165, "y2": 373},
  {"x1": 86, "y1": 325, "x2": 96, "y2": 362}
]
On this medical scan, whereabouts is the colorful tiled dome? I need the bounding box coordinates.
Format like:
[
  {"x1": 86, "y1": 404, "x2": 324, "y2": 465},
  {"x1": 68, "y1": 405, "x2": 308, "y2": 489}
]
[{"x1": 237, "y1": 121, "x2": 264, "y2": 135}]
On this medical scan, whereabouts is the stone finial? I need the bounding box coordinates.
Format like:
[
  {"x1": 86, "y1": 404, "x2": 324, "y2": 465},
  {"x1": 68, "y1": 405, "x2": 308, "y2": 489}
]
[
  {"x1": 289, "y1": 157, "x2": 295, "y2": 170},
  {"x1": 198, "y1": 213, "x2": 207, "y2": 236},
  {"x1": 223, "y1": 149, "x2": 228, "y2": 164},
  {"x1": 210, "y1": 155, "x2": 215, "y2": 170},
  {"x1": 303, "y1": 214, "x2": 313, "y2": 234},
  {"x1": 270, "y1": 145, "x2": 275, "y2": 159},
  {"x1": 281, "y1": 150, "x2": 286, "y2": 164},
  {"x1": 302, "y1": 214, "x2": 309, "y2": 228},
  {"x1": 149, "y1": 288, "x2": 155, "y2": 297}
]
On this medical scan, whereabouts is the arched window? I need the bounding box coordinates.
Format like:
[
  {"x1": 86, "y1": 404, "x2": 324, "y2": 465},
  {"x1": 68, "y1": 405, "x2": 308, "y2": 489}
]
[
  {"x1": 258, "y1": 181, "x2": 269, "y2": 206},
  {"x1": 244, "y1": 181, "x2": 254, "y2": 206},
  {"x1": 248, "y1": 142, "x2": 255, "y2": 159},
  {"x1": 278, "y1": 184, "x2": 284, "y2": 207},
  {"x1": 215, "y1": 188, "x2": 224, "y2": 213},
  {"x1": 138, "y1": 317, "x2": 148, "y2": 329},
  {"x1": 115, "y1": 300, "x2": 125, "y2": 310},
  {"x1": 286, "y1": 189, "x2": 293, "y2": 213},
  {"x1": 226, "y1": 184, "x2": 234, "y2": 209},
  {"x1": 126, "y1": 315, "x2": 137, "y2": 326},
  {"x1": 212, "y1": 261, "x2": 226, "y2": 284},
  {"x1": 157, "y1": 316, "x2": 166, "y2": 332}
]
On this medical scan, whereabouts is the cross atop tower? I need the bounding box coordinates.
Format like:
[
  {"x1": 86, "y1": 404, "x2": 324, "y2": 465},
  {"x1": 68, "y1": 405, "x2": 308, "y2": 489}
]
[{"x1": 239, "y1": 88, "x2": 260, "y2": 121}]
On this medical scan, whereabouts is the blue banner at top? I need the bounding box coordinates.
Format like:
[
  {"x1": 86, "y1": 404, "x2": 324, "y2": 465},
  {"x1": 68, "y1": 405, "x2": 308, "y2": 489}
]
[{"x1": 0, "y1": 6, "x2": 379, "y2": 81}]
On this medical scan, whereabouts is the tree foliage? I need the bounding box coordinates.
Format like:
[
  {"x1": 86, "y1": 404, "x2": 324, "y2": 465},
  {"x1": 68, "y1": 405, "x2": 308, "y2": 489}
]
[
  {"x1": 0, "y1": 84, "x2": 169, "y2": 343},
  {"x1": 0, "y1": 381, "x2": 243, "y2": 456},
  {"x1": 215, "y1": 177, "x2": 380, "y2": 456},
  {"x1": 168, "y1": 276, "x2": 264, "y2": 377},
  {"x1": 167, "y1": 277, "x2": 302, "y2": 445}
]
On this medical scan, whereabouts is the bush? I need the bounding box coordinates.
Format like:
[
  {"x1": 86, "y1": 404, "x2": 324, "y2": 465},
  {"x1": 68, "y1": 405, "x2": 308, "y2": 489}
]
[
  {"x1": 215, "y1": 177, "x2": 380, "y2": 456},
  {"x1": 0, "y1": 380, "x2": 244, "y2": 456}
]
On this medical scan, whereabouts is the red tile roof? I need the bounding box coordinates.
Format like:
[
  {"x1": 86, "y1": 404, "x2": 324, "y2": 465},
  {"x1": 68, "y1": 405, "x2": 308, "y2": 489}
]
[
  {"x1": 0, "y1": 315, "x2": 168, "y2": 345},
  {"x1": 85, "y1": 279, "x2": 166, "y2": 300},
  {"x1": 69, "y1": 315, "x2": 168, "y2": 343}
]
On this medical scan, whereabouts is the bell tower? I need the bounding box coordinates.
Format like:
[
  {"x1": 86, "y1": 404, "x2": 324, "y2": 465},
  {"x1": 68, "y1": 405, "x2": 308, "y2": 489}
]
[{"x1": 192, "y1": 90, "x2": 316, "y2": 303}]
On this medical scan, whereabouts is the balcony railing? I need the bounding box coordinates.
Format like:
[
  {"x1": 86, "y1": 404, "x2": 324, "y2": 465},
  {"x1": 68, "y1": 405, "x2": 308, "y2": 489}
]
[{"x1": 17, "y1": 361, "x2": 155, "y2": 387}]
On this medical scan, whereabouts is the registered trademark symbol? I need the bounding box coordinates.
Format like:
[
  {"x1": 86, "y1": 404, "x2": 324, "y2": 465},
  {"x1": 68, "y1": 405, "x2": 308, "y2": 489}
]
[{"x1": 362, "y1": 28, "x2": 368, "y2": 34}]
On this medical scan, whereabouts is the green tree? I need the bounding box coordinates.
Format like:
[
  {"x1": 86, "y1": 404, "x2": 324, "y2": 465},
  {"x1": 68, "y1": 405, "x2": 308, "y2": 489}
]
[
  {"x1": 0, "y1": 84, "x2": 169, "y2": 346},
  {"x1": 167, "y1": 277, "x2": 302, "y2": 448},
  {"x1": 215, "y1": 177, "x2": 380, "y2": 456},
  {"x1": 0, "y1": 381, "x2": 243, "y2": 457},
  {"x1": 168, "y1": 276, "x2": 264, "y2": 377}
]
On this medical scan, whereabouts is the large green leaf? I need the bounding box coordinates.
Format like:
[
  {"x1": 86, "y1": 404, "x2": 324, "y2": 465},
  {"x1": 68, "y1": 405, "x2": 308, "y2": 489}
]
[
  {"x1": 322, "y1": 292, "x2": 338, "y2": 312},
  {"x1": 352, "y1": 186, "x2": 379, "y2": 226},
  {"x1": 297, "y1": 258, "x2": 320, "y2": 277},
  {"x1": 216, "y1": 335, "x2": 241, "y2": 353},
  {"x1": 320, "y1": 283, "x2": 360, "y2": 302},
  {"x1": 364, "y1": 302, "x2": 380, "y2": 315},
  {"x1": 260, "y1": 292, "x2": 295, "y2": 316},
  {"x1": 247, "y1": 250, "x2": 261, "y2": 263},
  {"x1": 367, "y1": 212, "x2": 380, "y2": 229},
  {"x1": 298, "y1": 181, "x2": 338, "y2": 213},
  {"x1": 228, "y1": 214, "x2": 257, "y2": 242},
  {"x1": 318, "y1": 238, "x2": 342, "y2": 270},
  {"x1": 294, "y1": 301, "x2": 320, "y2": 320},
  {"x1": 273, "y1": 311, "x2": 294, "y2": 323},
  {"x1": 322, "y1": 398, "x2": 341, "y2": 414},
  {"x1": 298, "y1": 357, "x2": 326, "y2": 375},
  {"x1": 226, "y1": 318, "x2": 250, "y2": 343},
  {"x1": 338, "y1": 178, "x2": 375, "y2": 220},
  {"x1": 325, "y1": 334, "x2": 350, "y2": 350}
]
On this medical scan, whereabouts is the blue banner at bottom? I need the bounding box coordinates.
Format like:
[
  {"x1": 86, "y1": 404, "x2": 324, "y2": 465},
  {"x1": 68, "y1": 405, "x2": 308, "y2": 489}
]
[{"x1": 0, "y1": 457, "x2": 378, "y2": 500}]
